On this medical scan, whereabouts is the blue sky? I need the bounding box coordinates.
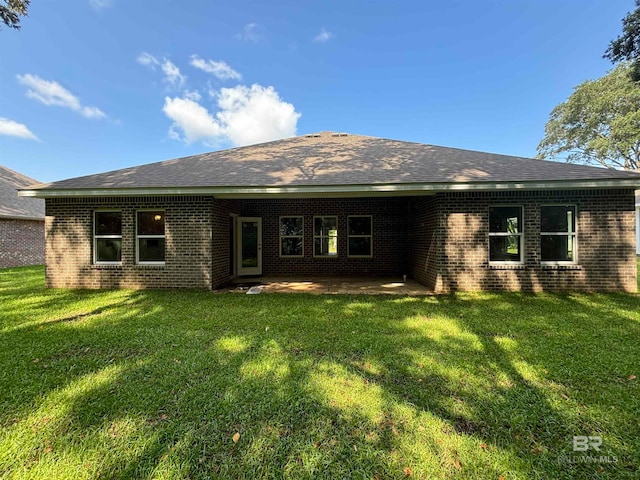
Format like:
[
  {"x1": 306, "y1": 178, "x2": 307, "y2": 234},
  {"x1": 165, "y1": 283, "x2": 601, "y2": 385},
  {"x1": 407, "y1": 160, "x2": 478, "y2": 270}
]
[{"x1": 0, "y1": 0, "x2": 633, "y2": 183}]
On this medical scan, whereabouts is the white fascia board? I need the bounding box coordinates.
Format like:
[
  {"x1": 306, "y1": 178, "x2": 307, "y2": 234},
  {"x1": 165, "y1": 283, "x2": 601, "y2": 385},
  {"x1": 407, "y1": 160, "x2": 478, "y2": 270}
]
[{"x1": 18, "y1": 178, "x2": 640, "y2": 198}]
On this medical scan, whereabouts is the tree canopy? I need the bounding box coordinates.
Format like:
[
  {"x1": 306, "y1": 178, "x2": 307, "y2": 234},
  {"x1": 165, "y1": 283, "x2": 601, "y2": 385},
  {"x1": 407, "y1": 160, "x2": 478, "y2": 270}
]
[
  {"x1": 537, "y1": 64, "x2": 640, "y2": 171},
  {"x1": 604, "y1": 0, "x2": 640, "y2": 81},
  {"x1": 0, "y1": 0, "x2": 29, "y2": 31}
]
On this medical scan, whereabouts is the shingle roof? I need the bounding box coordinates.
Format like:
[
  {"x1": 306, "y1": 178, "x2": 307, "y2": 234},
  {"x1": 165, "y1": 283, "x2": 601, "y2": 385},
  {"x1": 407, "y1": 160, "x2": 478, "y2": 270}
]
[
  {"x1": 24, "y1": 132, "x2": 640, "y2": 194},
  {"x1": 0, "y1": 165, "x2": 45, "y2": 219}
]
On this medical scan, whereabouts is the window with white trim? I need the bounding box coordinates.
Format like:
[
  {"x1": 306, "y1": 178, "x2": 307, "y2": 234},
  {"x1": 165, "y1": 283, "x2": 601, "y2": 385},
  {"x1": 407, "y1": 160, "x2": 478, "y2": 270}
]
[
  {"x1": 489, "y1": 206, "x2": 523, "y2": 263},
  {"x1": 280, "y1": 216, "x2": 304, "y2": 257},
  {"x1": 540, "y1": 205, "x2": 577, "y2": 263},
  {"x1": 137, "y1": 210, "x2": 165, "y2": 264},
  {"x1": 348, "y1": 216, "x2": 372, "y2": 257},
  {"x1": 94, "y1": 211, "x2": 122, "y2": 264},
  {"x1": 314, "y1": 216, "x2": 338, "y2": 256}
]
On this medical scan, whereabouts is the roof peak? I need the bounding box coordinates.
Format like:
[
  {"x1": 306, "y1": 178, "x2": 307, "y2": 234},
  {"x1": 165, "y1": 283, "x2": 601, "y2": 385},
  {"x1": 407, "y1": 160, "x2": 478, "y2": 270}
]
[{"x1": 302, "y1": 131, "x2": 351, "y2": 138}]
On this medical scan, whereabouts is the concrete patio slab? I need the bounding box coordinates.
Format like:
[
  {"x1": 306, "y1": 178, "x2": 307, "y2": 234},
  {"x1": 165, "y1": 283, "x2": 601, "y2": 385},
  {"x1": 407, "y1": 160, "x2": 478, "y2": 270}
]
[{"x1": 221, "y1": 277, "x2": 433, "y2": 295}]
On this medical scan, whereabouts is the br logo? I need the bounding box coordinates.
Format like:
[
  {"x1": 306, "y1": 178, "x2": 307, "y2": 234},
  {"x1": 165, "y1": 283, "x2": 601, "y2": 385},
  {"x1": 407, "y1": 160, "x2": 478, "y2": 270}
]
[{"x1": 573, "y1": 436, "x2": 602, "y2": 452}]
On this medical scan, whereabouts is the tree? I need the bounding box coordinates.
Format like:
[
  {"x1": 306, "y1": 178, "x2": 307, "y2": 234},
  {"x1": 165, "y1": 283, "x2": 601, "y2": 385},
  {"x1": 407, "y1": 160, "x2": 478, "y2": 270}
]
[
  {"x1": 0, "y1": 0, "x2": 29, "y2": 31},
  {"x1": 604, "y1": 1, "x2": 640, "y2": 81},
  {"x1": 537, "y1": 64, "x2": 640, "y2": 171}
]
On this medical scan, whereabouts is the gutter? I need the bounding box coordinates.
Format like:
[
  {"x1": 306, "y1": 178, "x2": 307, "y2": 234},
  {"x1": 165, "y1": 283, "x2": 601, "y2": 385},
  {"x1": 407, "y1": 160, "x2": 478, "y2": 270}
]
[{"x1": 0, "y1": 215, "x2": 45, "y2": 221}]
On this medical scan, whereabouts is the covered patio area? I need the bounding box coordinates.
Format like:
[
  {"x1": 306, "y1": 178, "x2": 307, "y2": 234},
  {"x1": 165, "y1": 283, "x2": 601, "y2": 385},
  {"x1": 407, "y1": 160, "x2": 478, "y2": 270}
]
[{"x1": 221, "y1": 276, "x2": 434, "y2": 295}]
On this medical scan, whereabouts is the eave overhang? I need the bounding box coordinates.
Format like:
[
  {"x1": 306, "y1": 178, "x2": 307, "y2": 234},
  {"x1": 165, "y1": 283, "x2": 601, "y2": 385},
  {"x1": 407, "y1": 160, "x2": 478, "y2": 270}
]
[{"x1": 18, "y1": 178, "x2": 640, "y2": 199}]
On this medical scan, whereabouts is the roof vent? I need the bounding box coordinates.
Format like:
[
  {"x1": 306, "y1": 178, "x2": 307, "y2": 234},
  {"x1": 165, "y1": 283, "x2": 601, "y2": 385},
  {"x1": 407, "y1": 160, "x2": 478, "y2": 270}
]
[
  {"x1": 331, "y1": 132, "x2": 348, "y2": 137},
  {"x1": 304, "y1": 133, "x2": 321, "y2": 138}
]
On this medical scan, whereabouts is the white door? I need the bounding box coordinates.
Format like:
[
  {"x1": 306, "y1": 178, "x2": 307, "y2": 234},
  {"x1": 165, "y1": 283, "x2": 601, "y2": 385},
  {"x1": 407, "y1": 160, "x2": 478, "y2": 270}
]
[{"x1": 237, "y1": 217, "x2": 262, "y2": 275}]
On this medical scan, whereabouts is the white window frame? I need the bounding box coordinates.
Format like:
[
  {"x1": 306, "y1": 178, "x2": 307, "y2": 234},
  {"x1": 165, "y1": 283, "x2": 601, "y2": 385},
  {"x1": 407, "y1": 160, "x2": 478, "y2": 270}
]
[
  {"x1": 93, "y1": 210, "x2": 122, "y2": 265},
  {"x1": 136, "y1": 209, "x2": 166, "y2": 265},
  {"x1": 279, "y1": 216, "x2": 304, "y2": 258},
  {"x1": 347, "y1": 215, "x2": 373, "y2": 258},
  {"x1": 540, "y1": 204, "x2": 578, "y2": 265},
  {"x1": 488, "y1": 205, "x2": 524, "y2": 265},
  {"x1": 313, "y1": 215, "x2": 338, "y2": 257}
]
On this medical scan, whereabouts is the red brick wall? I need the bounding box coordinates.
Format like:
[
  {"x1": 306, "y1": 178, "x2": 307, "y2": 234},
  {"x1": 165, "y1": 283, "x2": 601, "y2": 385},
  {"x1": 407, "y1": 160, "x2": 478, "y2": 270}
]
[
  {"x1": 212, "y1": 199, "x2": 241, "y2": 288},
  {"x1": 45, "y1": 197, "x2": 214, "y2": 289},
  {"x1": 409, "y1": 196, "x2": 439, "y2": 290},
  {"x1": 0, "y1": 218, "x2": 45, "y2": 268},
  {"x1": 240, "y1": 198, "x2": 410, "y2": 277},
  {"x1": 425, "y1": 189, "x2": 637, "y2": 292},
  {"x1": 44, "y1": 191, "x2": 636, "y2": 292}
]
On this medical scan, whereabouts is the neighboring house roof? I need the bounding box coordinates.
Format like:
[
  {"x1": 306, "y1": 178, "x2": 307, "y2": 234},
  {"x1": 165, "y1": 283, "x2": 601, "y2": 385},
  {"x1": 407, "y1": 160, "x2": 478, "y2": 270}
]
[
  {"x1": 0, "y1": 165, "x2": 45, "y2": 220},
  {"x1": 20, "y1": 132, "x2": 640, "y2": 198}
]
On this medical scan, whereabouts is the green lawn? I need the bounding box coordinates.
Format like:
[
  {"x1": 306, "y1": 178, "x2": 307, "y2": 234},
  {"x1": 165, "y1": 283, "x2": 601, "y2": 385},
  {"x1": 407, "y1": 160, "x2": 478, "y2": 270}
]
[{"x1": 0, "y1": 266, "x2": 639, "y2": 479}]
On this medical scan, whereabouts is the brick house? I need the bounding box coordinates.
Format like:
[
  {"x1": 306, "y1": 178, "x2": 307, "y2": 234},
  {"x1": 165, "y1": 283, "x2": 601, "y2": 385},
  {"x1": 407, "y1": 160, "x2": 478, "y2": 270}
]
[
  {"x1": 19, "y1": 132, "x2": 640, "y2": 292},
  {"x1": 0, "y1": 165, "x2": 45, "y2": 268}
]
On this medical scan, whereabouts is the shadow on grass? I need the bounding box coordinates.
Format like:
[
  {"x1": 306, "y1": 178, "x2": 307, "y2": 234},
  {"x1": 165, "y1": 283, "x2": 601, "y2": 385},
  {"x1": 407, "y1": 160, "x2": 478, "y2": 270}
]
[{"x1": 0, "y1": 268, "x2": 639, "y2": 478}]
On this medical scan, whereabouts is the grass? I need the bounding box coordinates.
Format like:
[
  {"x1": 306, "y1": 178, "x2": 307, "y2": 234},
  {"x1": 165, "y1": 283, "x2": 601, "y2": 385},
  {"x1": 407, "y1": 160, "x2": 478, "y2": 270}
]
[{"x1": 0, "y1": 266, "x2": 639, "y2": 479}]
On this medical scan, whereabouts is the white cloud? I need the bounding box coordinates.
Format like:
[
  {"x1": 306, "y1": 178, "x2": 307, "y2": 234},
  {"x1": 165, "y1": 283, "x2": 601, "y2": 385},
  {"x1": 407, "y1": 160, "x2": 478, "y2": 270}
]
[
  {"x1": 90, "y1": 0, "x2": 112, "y2": 10},
  {"x1": 190, "y1": 55, "x2": 242, "y2": 81},
  {"x1": 206, "y1": 81, "x2": 218, "y2": 99},
  {"x1": 137, "y1": 52, "x2": 186, "y2": 88},
  {"x1": 0, "y1": 118, "x2": 39, "y2": 140},
  {"x1": 16, "y1": 74, "x2": 106, "y2": 119},
  {"x1": 163, "y1": 84, "x2": 300, "y2": 147},
  {"x1": 217, "y1": 85, "x2": 300, "y2": 146},
  {"x1": 137, "y1": 52, "x2": 156, "y2": 67},
  {"x1": 160, "y1": 60, "x2": 186, "y2": 88},
  {"x1": 235, "y1": 23, "x2": 262, "y2": 43},
  {"x1": 183, "y1": 90, "x2": 202, "y2": 102},
  {"x1": 313, "y1": 28, "x2": 333, "y2": 43},
  {"x1": 163, "y1": 96, "x2": 223, "y2": 144}
]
